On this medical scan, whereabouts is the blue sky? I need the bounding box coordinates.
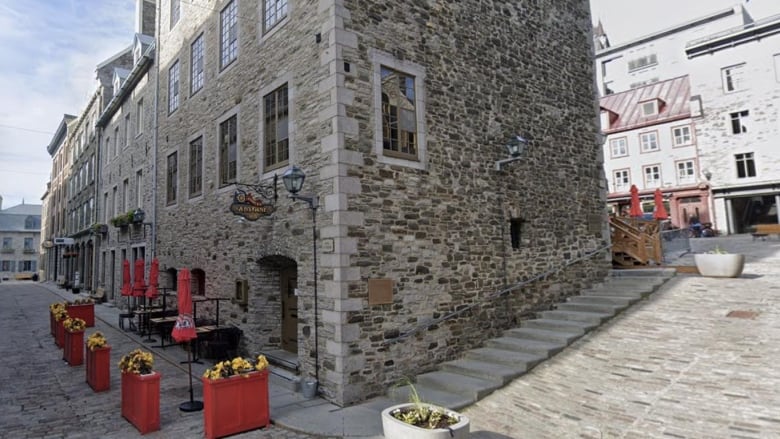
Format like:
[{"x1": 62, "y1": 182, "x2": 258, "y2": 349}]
[{"x1": 0, "y1": 0, "x2": 134, "y2": 209}]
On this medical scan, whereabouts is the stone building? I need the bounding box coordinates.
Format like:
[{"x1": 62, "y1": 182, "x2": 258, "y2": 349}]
[
  {"x1": 95, "y1": 17, "x2": 157, "y2": 302},
  {"x1": 153, "y1": 0, "x2": 609, "y2": 406},
  {"x1": 0, "y1": 202, "x2": 42, "y2": 281}
]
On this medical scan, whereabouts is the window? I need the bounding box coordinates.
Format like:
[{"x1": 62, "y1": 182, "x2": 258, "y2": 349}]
[
  {"x1": 166, "y1": 152, "x2": 178, "y2": 205},
  {"x1": 643, "y1": 165, "x2": 661, "y2": 188},
  {"x1": 263, "y1": 0, "x2": 288, "y2": 32},
  {"x1": 381, "y1": 66, "x2": 418, "y2": 159},
  {"x1": 219, "y1": 115, "x2": 238, "y2": 186},
  {"x1": 191, "y1": 34, "x2": 204, "y2": 94},
  {"x1": 168, "y1": 60, "x2": 180, "y2": 113},
  {"x1": 264, "y1": 84, "x2": 289, "y2": 170},
  {"x1": 122, "y1": 179, "x2": 129, "y2": 212},
  {"x1": 103, "y1": 192, "x2": 109, "y2": 223},
  {"x1": 114, "y1": 127, "x2": 119, "y2": 156},
  {"x1": 609, "y1": 137, "x2": 627, "y2": 157},
  {"x1": 627, "y1": 53, "x2": 658, "y2": 72},
  {"x1": 2, "y1": 238, "x2": 11, "y2": 249},
  {"x1": 170, "y1": 0, "x2": 181, "y2": 28},
  {"x1": 24, "y1": 238, "x2": 33, "y2": 251},
  {"x1": 735, "y1": 153, "x2": 756, "y2": 178},
  {"x1": 721, "y1": 63, "x2": 745, "y2": 93},
  {"x1": 220, "y1": 1, "x2": 238, "y2": 69},
  {"x1": 112, "y1": 186, "x2": 118, "y2": 216},
  {"x1": 189, "y1": 137, "x2": 203, "y2": 198},
  {"x1": 125, "y1": 114, "x2": 132, "y2": 147},
  {"x1": 509, "y1": 218, "x2": 524, "y2": 250},
  {"x1": 1, "y1": 261, "x2": 13, "y2": 271},
  {"x1": 25, "y1": 215, "x2": 39, "y2": 229},
  {"x1": 639, "y1": 132, "x2": 658, "y2": 152},
  {"x1": 105, "y1": 137, "x2": 110, "y2": 163},
  {"x1": 730, "y1": 110, "x2": 748, "y2": 134},
  {"x1": 677, "y1": 160, "x2": 696, "y2": 184},
  {"x1": 672, "y1": 125, "x2": 692, "y2": 146},
  {"x1": 136, "y1": 99, "x2": 144, "y2": 136},
  {"x1": 135, "y1": 170, "x2": 143, "y2": 208},
  {"x1": 21, "y1": 260, "x2": 35, "y2": 272},
  {"x1": 613, "y1": 169, "x2": 630, "y2": 192},
  {"x1": 640, "y1": 100, "x2": 658, "y2": 116}
]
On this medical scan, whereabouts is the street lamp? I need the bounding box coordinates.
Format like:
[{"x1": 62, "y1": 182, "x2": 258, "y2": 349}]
[
  {"x1": 281, "y1": 165, "x2": 320, "y2": 387},
  {"x1": 495, "y1": 135, "x2": 530, "y2": 170}
]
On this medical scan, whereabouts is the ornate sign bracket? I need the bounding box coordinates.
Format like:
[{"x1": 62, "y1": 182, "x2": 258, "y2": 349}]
[{"x1": 230, "y1": 175, "x2": 278, "y2": 221}]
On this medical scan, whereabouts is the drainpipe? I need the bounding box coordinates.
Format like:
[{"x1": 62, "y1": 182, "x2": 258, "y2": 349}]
[{"x1": 150, "y1": 0, "x2": 160, "y2": 258}]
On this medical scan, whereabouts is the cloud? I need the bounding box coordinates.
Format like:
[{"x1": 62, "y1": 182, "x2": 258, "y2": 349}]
[{"x1": 0, "y1": 0, "x2": 136, "y2": 208}]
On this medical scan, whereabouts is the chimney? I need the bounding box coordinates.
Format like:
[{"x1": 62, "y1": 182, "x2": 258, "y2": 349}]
[{"x1": 135, "y1": 0, "x2": 156, "y2": 37}]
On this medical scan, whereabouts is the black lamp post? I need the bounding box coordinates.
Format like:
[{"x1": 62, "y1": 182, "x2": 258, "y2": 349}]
[
  {"x1": 495, "y1": 135, "x2": 530, "y2": 170},
  {"x1": 132, "y1": 208, "x2": 146, "y2": 224},
  {"x1": 281, "y1": 165, "x2": 320, "y2": 385}
]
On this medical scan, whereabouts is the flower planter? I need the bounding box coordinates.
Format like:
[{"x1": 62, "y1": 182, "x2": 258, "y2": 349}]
[
  {"x1": 694, "y1": 253, "x2": 745, "y2": 278},
  {"x1": 86, "y1": 345, "x2": 111, "y2": 392},
  {"x1": 54, "y1": 318, "x2": 65, "y2": 348},
  {"x1": 63, "y1": 329, "x2": 85, "y2": 366},
  {"x1": 121, "y1": 371, "x2": 161, "y2": 434},
  {"x1": 381, "y1": 403, "x2": 470, "y2": 439},
  {"x1": 202, "y1": 369, "x2": 270, "y2": 439},
  {"x1": 66, "y1": 303, "x2": 95, "y2": 327}
]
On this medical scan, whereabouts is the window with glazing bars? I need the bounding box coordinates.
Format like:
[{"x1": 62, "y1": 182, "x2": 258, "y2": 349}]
[
  {"x1": 381, "y1": 66, "x2": 417, "y2": 159},
  {"x1": 264, "y1": 84, "x2": 289, "y2": 170}
]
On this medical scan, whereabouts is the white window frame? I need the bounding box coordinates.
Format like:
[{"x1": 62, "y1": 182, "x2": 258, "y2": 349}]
[
  {"x1": 643, "y1": 165, "x2": 661, "y2": 189},
  {"x1": 721, "y1": 63, "x2": 745, "y2": 93},
  {"x1": 613, "y1": 169, "x2": 630, "y2": 193},
  {"x1": 168, "y1": 60, "x2": 180, "y2": 114},
  {"x1": 371, "y1": 49, "x2": 427, "y2": 171},
  {"x1": 609, "y1": 137, "x2": 627, "y2": 158},
  {"x1": 672, "y1": 125, "x2": 692, "y2": 147},
  {"x1": 640, "y1": 100, "x2": 658, "y2": 117},
  {"x1": 735, "y1": 152, "x2": 756, "y2": 179},
  {"x1": 639, "y1": 131, "x2": 659, "y2": 152},
  {"x1": 676, "y1": 160, "x2": 696, "y2": 185},
  {"x1": 220, "y1": 0, "x2": 238, "y2": 70}
]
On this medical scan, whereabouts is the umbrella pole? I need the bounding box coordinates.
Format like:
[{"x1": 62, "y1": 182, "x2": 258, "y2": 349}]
[{"x1": 179, "y1": 342, "x2": 203, "y2": 412}]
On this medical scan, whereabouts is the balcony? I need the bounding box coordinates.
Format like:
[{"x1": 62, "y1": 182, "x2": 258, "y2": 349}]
[{"x1": 1, "y1": 248, "x2": 14, "y2": 254}]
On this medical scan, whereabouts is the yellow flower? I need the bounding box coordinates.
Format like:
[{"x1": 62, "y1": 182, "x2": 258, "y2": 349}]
[{"x1": 255, "y1": 355, "x2": 268, "y2": 371}]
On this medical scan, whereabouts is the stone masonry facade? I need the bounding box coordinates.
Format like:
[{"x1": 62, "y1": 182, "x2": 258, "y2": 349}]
[{"x1": 49, "y1": 0, "x2": 609, "y2": 407}]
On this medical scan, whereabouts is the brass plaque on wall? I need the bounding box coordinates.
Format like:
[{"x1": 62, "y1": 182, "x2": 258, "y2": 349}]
[{"x1": 368, "y1": 278, "x2": 394, "y2": 305}]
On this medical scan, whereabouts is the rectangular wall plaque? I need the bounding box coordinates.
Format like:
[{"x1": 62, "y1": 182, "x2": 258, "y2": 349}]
[{"x1": 368, "y1": 278, "x2": 394, "y2": 305}]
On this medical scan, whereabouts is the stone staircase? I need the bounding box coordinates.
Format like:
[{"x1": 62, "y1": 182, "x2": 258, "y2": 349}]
[{"x1": 387, "y1": 268, "x2": 676, "y2": 409}]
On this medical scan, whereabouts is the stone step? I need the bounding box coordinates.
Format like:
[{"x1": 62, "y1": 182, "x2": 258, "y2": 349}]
[
  {"x1": 568, "y1": 295, "x2": 639, "y2": 307},
  {"x1": 521, "y1": 318, "x2": 592, "y2": 334},
  {"x1": 441, "y1": 358, "x2": 526, "y2": 385},
  {"x1": 486, "y1": 336, "x2": 567, "y2": 356},
  {"x1": 538, "y1": 309, "x2": 612, "y2": 325},
  {"x1": 389, "y1": 384, "x2": 475, "y2": 411},
  {"x1": 581, "y1": 288, "x2": 647, "y2": 298},
  {"x1": 556, "y1": 301, "x2": 626, "y2": 314},
  {"x1": 609, "y1": 268, "x2": 676, "y2": 278},
  {"x1": 504, "y1": 326, "x2": 583, "y2": 345},
  {"x1": 416, "y1": 371, "x2": 502, "y2": 401},
  {"x1": 465, "y1": 347, "x2": 547, "y2": 369},
  {"x1": 599, "y1": 277, "x2": 666, "y2": 287}
]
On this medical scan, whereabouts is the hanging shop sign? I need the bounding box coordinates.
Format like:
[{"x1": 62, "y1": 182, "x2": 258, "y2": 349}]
[{"x1": 230, "y1": 189, "x2": 275, "y2": 221}]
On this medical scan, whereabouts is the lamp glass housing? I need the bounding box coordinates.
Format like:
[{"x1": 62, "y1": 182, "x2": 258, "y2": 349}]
[
  {"x1": 505, "y1": 136, "x2": 528, "y2": 158},
  {"x1": 282, "y1": 165, "x2": 306, "y2": 195}
]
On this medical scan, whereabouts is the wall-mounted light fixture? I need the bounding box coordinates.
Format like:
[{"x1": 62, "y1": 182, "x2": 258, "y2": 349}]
[
  {"x1": 132, "y1": 208, "x2": 146, "y2": 224},
  {"x1": 704, "y1": 170, "x2": 712, "y2": 181},
  {"x1": 495, "y1": 135, "x2": 530, "y2": 170}
]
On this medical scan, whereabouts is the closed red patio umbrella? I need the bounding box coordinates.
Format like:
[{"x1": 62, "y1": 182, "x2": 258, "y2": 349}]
[
  {"x1": 132, "y1": 259, "x2": 146, "y2": 297},
  {"x1": 629, "y1": 184, "x2": 643, "y2": 218},
  {"x1": 172, "y1": 268, "x2": 202, "y2": 412},
  {"x1": 146, "y1": 258, "x2": 159, "y2": 300},
  {"x1": 121, "y1": 260, "x2": 131, "y2": 297},
  {"x1": 653, "y1": 188, "x2": 669, "y2": 220}
]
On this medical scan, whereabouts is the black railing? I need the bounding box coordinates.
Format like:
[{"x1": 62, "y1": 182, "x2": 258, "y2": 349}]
[{"x1": 383, "y1": 244, "x2": 612, "y2": 345}]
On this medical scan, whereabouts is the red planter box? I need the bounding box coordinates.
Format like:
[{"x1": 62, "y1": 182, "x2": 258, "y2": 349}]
[
  {"x1": 86, "y1": 345, "x2": 111, "y2": 391},
  {"x1": 63, "y1": 329, "x2": 85, "y2": 366},
  {"x1": 66, "y1": 303, "x2": 95, "y2": 327},
  {"x1": 54, "y1": 319, "x2": 65, "y2": 348},
  {"x1": 121, "y1": 371, "x2": 161, "y2": 434},
  {"x1": 202, "y1": 370, "x2": 270, "y2": 439}
]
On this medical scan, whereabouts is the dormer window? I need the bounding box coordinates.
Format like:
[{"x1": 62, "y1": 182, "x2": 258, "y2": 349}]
[{"x1": 640, "y1": 99, "x2": 663, "y2": 117}]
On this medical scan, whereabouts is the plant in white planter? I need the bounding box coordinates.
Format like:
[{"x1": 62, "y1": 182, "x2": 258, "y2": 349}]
[
  {"x1": 694, "y1": 246, "x2": 745, "y2": 278},
  {"x1": 382, "y1": 384, "x2": 470, "y2": 439}
]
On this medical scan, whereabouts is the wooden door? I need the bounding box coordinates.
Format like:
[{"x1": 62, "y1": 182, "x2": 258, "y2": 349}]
[{"x1": 280, "y1": 268, "x2": 298, "y2": 353}]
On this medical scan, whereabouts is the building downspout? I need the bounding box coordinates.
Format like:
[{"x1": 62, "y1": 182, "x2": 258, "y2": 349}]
[
  {"x1": 93, "y1": 123, "x2": 102, "y2": 292},
  {"x1": 150, "y1": 1, "x2": 160, "y2": 258}
]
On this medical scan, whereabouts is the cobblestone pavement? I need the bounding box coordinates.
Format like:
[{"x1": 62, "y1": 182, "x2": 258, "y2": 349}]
[
  {"x1": 465, "y1": 236, "x2": 780, "y2": 438},
  {"x1": 0, "y1": 281, "x2": 324, "y2": 439}
]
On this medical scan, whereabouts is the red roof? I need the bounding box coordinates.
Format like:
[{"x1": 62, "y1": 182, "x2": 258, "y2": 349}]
[{"x1": 600, "y1": 75, "x2": 690, "y2": 134}]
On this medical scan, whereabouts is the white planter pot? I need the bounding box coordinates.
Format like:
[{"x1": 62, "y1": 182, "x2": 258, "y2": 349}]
[
  {"x1": 381, "y1": 403, "x2": 470, "y2": 439},
  {"x1": 694, "y1": 254, "x2": 745, "y2": 278}
]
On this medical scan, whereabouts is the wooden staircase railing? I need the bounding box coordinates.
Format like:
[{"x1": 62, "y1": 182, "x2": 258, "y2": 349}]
[{"x1": 610, "y1": 217, "x2": 663, "y2": 267}]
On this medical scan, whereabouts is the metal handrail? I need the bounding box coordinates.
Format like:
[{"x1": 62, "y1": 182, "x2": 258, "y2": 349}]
[{"x1": 383, "y1": 243, "x2": 612, "y2": 345}]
